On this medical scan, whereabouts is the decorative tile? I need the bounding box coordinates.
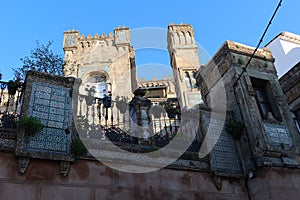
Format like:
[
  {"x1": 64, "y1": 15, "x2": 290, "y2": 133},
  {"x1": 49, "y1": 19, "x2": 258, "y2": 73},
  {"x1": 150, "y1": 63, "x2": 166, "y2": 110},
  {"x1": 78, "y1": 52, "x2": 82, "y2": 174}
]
[
  {"x1": 263, "y1": 123, "x2": 293, "y2": 147},
  {"x1": 24, "y1": 82, "x2": 73, "y2": 154},
  {"x1": 204, "y1": 113, "x2": 243, "y2": 175}
]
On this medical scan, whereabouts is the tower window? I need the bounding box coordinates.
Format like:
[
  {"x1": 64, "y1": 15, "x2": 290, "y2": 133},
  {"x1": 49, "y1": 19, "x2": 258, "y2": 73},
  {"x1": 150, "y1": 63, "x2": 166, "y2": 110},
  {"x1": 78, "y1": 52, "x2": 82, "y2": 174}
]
[
  {"x1": 250, "y1": 78, "x2": 281, "y2": 120},
  {"x1": 184, "y1": 72, "x2": 192, "y2": 89},
  {"x1": 253, "y1": 87, "x2": 272, "y2": 118}
]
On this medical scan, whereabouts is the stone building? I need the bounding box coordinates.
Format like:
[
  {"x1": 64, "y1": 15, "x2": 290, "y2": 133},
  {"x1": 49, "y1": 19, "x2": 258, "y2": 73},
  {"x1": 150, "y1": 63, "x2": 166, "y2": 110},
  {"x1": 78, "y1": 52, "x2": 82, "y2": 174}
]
[
  {"x1": 63, "y1": 24, "x2": 202, "y2": 109},
  {"x1": 63, "y1": 27, "x2": 137, "y2": 101},
  {"x1": 266, "y1": 31, "x2": 300, "y2": 132},
  {"x1": 167, "y1": 24, "x2": 202, "y2": 108},
  {"x1": 137, "y1": 76, "x2": 176, "y2": 104},
  {"x1": 197, "y1": 40, "x2": 300, "y2": 199},
  {"x1": 279, "y1": 62, "x2": 300, "y2": 131},
  {"x1": 0, "y1": 24, "x2": 300, "y2": 200}
]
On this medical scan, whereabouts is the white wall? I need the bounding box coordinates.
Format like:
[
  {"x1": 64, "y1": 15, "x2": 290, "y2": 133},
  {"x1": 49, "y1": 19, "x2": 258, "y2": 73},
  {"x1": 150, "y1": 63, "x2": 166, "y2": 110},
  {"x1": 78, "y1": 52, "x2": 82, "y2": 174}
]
[{"x1": 266, "y1": 36, "x2": 300, "y2": 77}]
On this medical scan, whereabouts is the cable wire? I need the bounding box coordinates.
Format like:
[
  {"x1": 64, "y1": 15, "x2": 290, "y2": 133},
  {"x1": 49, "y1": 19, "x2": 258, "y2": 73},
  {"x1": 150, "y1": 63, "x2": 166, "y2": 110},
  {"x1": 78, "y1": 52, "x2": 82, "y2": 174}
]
[{"x1": 233, "y1": 0, "x2": 283, "y2": 86}]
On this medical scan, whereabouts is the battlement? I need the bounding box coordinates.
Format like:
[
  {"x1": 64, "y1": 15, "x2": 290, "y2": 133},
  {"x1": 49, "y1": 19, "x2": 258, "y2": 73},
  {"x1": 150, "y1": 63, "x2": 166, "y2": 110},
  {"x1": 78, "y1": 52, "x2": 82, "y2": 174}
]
[{"x1": 63, "y1": 26, "x2": 130, "y2": 50}]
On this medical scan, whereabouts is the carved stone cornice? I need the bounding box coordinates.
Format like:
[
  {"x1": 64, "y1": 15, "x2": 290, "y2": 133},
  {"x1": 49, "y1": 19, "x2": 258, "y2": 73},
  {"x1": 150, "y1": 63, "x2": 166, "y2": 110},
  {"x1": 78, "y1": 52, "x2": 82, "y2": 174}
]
[{"x1": 212, "y1": 40, "x2": 274, "y2": 65}]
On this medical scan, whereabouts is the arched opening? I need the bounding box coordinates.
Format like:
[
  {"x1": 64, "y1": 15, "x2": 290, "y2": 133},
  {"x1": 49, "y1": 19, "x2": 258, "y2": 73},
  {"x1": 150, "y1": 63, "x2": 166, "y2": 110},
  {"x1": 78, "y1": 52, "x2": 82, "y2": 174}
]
[
  {"x1": 84, "y1": 72, "x2": 108, "y2": 98},
  {"x1": 184, "y1": 72, "x2": 192, "y2": 89}
]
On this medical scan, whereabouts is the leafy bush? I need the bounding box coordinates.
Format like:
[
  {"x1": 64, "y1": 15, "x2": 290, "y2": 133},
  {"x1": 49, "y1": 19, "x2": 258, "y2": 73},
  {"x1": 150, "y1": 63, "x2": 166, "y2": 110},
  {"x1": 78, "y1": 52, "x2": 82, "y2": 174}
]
[
  {"x1": 72, "y1": 137, "x2": 87, "y2": 159},
  {"x1": 225, "y1": 117, "x2": 244, "y2": 140},
  {"x1": 17, "y1": 116, "x2": 43, "y2": 136}
]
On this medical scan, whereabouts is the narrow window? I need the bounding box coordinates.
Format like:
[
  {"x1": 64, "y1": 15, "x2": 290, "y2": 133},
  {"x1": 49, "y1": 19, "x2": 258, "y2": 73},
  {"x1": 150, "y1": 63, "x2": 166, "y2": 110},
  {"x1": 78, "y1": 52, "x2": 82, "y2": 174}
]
[
  {"x1": 184, "y1": 72, "x2": 192, "y2": 89},
  {"x1": 251, "y1": 78, "x2": 277, "y2": 120}
]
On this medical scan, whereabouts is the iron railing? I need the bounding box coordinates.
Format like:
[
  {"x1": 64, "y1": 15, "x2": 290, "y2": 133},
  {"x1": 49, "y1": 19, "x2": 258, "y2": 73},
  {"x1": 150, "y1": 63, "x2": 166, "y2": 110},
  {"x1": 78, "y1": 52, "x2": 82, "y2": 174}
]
[
  {"x1": 75, "y1": 94, "x2": 201, "y2": 153},
  {"x1": 0, "y1": 81, "x2": 23, "y2": 129}
]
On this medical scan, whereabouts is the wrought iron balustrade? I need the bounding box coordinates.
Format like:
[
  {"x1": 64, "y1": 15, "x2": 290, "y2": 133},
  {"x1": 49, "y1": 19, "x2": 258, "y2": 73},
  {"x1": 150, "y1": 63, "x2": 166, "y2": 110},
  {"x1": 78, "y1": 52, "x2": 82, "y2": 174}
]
[
  {"x1": 0, "y1": 81, "x2": 23, "y2": 129},
  {"x1": 74, "y1": 94, "x2": 203, "y2": 154}
]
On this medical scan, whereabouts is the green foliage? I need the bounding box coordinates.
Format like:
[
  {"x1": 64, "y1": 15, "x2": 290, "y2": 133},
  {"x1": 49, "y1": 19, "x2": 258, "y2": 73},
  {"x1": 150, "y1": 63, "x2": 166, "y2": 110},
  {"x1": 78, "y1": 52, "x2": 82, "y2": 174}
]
[
  {"x1": 13, "y1": 41, "x2": 63, "y2": 81},
  {"x1": 7, "y1": 77, "x2": 22, "y2": 95},
  {"x1": 72, "y1": 137, "x2": 88, "y2": 159},
  {"x1": 225, "y1": 117, "x2": 244, "y2": 140},
  {"x1": 17, "y1": 116, "x2": 44, "y2": 136},
  {"x1": 159, "y1": 101, "x2": 180, "y2": 114},
  {"x1": 238, "y1": 58, "x2": 244, "y2": 65}
]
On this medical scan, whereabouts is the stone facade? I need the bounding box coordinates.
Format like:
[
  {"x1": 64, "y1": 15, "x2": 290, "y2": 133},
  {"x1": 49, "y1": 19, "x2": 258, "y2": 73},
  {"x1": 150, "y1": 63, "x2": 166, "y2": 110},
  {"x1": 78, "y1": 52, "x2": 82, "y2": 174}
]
[
  {"x1": 279, "y1": 62, "x2": 300, "y2": 128},
  {"x1": 63, "y1": 27, "x2": 137, "y2": 101},
  {"x1": 196, "y1": 40, "x2": 300, "y2": 199},
  {"x1": 0, "y1": 151, "x2": 250, "y2": 200},
  {"x1": 0, "y1": 24, "x2": 300, "y2": 199},
  {"x1": 137, "y1": 76, "x2": 176, "y2": 103},
  {"x1": 167, "y1": 24, "x2": 202, "y2": 108}
]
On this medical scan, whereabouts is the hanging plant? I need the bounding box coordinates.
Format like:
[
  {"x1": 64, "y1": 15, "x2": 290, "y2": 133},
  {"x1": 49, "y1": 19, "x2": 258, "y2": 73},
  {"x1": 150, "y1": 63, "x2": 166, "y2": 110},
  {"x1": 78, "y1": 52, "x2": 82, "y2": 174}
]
[
  {"x1": 159, "y1": 101, "x2": 181, "y2": 119},
  {"x1": 237, "y1": 58, "x2": 244, "y2": 66},
  {"x1": 7, "y1": 76, "x2": 22, "y2": 95},
  {"x1": 72, "y1": 137, "x2": 87, "y2": 159},
  {"x1": 225, "y1": 117, "x2": 244, "y2": 140},
  {"x1": 17, "y1": 116, "x2": 44, "y2": 136}
]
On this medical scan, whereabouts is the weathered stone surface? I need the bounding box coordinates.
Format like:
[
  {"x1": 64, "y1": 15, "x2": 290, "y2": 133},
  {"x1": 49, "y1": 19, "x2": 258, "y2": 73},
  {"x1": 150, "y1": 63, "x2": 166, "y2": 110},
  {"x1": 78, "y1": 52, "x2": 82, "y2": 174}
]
[
  {"x1": 68, "y1": 159, "x2": 118, "y2": 186},
  {"x1": 0, "y1": 183, "x2": 37, "y2": 200},
  {"x1": 248, "y1": 168, "x2": 300, "y2": 200},
  {"x1": 0, "y1": 152, "x2": 249, "y2": 200},
  {"x1": 40, "y1": 185, "x2": 93, "y2": 200}
]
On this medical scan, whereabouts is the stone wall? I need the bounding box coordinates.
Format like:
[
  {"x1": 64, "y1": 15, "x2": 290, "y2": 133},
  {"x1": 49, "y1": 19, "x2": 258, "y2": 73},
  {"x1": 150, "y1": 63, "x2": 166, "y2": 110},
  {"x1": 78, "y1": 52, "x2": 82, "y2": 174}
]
[
  {"x1": 0, "y1": 151, "x2": 249, "y2": 200},
  {"x1": 279, "y1": 61, "x2": 300, "y2": 113},
  {"x1": 248, "y1": 168, "x2": 300, "y2": 200},
  {"x1": 1, "y1": 151, "x2": 300, "y2": 199}
]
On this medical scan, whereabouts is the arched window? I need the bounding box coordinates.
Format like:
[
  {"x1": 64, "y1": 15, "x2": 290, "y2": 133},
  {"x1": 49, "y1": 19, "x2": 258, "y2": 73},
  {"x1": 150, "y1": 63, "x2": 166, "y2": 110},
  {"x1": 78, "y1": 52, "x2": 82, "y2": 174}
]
[
  {"x1": 85, "y1": 74, "x2": 107, "y2": 98},
  {"x1": 184, "y1": 72, "x2": 192, "y2": 89},
  {"x1": 187, "y1": 31, "x2": 193, "y2": 44},
  {"x1": 192, "y1": 71, "x2": 198, "y2": 88}
]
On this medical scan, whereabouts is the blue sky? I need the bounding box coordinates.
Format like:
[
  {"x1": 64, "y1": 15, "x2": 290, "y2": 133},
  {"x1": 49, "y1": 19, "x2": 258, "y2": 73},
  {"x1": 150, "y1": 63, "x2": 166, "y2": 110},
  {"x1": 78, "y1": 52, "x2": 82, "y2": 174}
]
[{"x1": 0, "y1": 0, "x2": 299, "y2": 81}]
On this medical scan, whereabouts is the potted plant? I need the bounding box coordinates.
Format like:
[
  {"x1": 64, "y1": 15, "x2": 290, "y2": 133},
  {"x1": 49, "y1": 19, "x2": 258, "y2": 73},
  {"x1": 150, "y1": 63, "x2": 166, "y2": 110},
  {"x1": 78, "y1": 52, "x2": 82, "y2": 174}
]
[
  {"x1": 17, "y1": 116, "x2": 44, "y2": 136},
  {"x1": 84, "y1": 85, "x2": 96, "y2": 106},
  {"x1": 7, "y1": 76, "x2": 22, "y2": 95},
  {"x1": 159, "y1": 101, "x2": 181, "y2": 119},
  {"x1": 1, "y1": 113, "x2": 18, "y2": 128}
]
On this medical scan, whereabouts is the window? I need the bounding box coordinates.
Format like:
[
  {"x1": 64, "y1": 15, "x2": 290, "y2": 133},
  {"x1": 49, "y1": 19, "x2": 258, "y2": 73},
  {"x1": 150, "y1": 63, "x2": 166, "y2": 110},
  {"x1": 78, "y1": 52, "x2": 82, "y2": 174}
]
[
  {"x1": 254, "y1": 87, "x2": 272, "y2": 118},
  {"x1": 184, "y1": 72, "x2": 192, "y2": 89},
  {"x1": 251, "y1": 78, "x2": 281, "y2": 120}
]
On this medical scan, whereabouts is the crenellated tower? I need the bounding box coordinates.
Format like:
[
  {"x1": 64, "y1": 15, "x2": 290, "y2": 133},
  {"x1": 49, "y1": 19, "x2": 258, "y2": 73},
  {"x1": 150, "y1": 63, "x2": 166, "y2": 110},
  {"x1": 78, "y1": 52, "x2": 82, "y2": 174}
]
[
  {"x1": 63, "y1": 27, "x2": 137, "y2": 100},
  {"x1": 167, "y1": 23, "x2": 202, "y2": 108}
]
